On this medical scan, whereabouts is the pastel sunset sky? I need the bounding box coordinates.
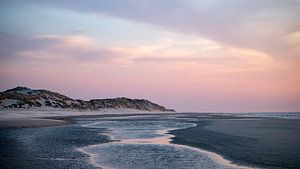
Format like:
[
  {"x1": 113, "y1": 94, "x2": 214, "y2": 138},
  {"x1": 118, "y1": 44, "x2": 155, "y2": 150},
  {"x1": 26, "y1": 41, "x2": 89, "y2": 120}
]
[{"x1": 1, "y1": 0, "x2": 300, "y2": 112}]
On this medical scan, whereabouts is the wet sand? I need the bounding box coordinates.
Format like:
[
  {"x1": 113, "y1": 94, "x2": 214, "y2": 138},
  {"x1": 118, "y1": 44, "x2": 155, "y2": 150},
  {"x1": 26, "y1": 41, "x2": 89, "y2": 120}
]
[
  {"x1": 0, "y1": 118, "x2": 72, "y2": 128},
  {"x1": 171, "y1": 117, "x2": 300, "y2": 169},
  {"x1": 0, "y1": 124, "x2": 110, "y2": 169}
]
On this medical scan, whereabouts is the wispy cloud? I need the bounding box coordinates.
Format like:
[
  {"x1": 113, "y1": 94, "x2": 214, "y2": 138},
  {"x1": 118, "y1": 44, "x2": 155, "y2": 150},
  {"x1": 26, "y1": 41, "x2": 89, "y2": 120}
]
[
  {"x1": 0, "y1": 31, "x2": 276, "y2": 73},
  {"x1": 17, "y1": 0, "x2": 300, "y2": 58},
  {"x1": 0, "y1": 33, "x2": 130, "y2": 63}
]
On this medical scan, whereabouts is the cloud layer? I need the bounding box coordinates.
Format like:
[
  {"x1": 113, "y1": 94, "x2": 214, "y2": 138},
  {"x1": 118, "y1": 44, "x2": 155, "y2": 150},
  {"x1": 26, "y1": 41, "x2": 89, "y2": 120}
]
[{"x1": 19, "y1": 0, "x2": 300, "y2": 57}]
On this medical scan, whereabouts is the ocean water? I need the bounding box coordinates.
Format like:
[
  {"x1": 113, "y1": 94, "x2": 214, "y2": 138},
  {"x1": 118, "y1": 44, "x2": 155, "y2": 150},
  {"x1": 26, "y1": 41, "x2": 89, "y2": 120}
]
[
  {"x1": 234, "y1": 112, "x2": 300, "y2": 119},
  {"x1": 1, "y1": 112, "x2": 299, "y2": 169},
  {"x1": 79, "y1": 120, "x2": 253, "y2": 169}
]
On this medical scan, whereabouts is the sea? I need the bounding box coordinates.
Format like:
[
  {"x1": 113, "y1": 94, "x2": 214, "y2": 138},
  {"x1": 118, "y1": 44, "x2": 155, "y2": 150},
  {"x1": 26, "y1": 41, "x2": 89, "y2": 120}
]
[{"x1": 1, "y1": 112, "x2": 300, "y2": 169}]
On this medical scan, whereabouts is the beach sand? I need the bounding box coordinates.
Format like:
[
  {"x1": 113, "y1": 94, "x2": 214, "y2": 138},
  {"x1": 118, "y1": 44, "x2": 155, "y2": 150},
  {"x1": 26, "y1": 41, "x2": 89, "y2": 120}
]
[{"x1": 0, "y1": 109, "x2": 173, "y2": 128}]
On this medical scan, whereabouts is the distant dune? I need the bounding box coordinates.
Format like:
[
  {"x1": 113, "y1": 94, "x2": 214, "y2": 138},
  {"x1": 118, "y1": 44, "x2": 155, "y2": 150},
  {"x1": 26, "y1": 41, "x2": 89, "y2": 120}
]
[{"x1": 0, "y1": 86, "x2": 175, "y2": 112}]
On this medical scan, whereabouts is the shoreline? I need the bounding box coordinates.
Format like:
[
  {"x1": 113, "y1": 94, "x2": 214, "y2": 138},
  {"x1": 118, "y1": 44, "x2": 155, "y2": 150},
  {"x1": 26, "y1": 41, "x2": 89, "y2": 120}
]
[
  {"x1": 78, "y1": 124, "x2": 255, "y2": 169},
  {"x1": 1, "y1": 110, "x2": 299, "y2": 129},
  {"x1": 0, "y1": 109, "x2": 177, "y2": 129}
]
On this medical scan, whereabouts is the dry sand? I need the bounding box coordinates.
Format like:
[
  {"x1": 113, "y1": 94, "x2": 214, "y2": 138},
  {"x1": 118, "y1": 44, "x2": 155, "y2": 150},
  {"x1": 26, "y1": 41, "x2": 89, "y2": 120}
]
[{"x1": 0, "y1": 108, "x2": 174, "y2": 128}]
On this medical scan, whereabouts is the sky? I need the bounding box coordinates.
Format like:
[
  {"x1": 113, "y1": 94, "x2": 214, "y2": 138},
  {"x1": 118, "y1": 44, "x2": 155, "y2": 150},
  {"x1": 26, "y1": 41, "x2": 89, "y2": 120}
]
[{"x1": 0, "y1": 0, "x2": 300, "y2": 112}]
